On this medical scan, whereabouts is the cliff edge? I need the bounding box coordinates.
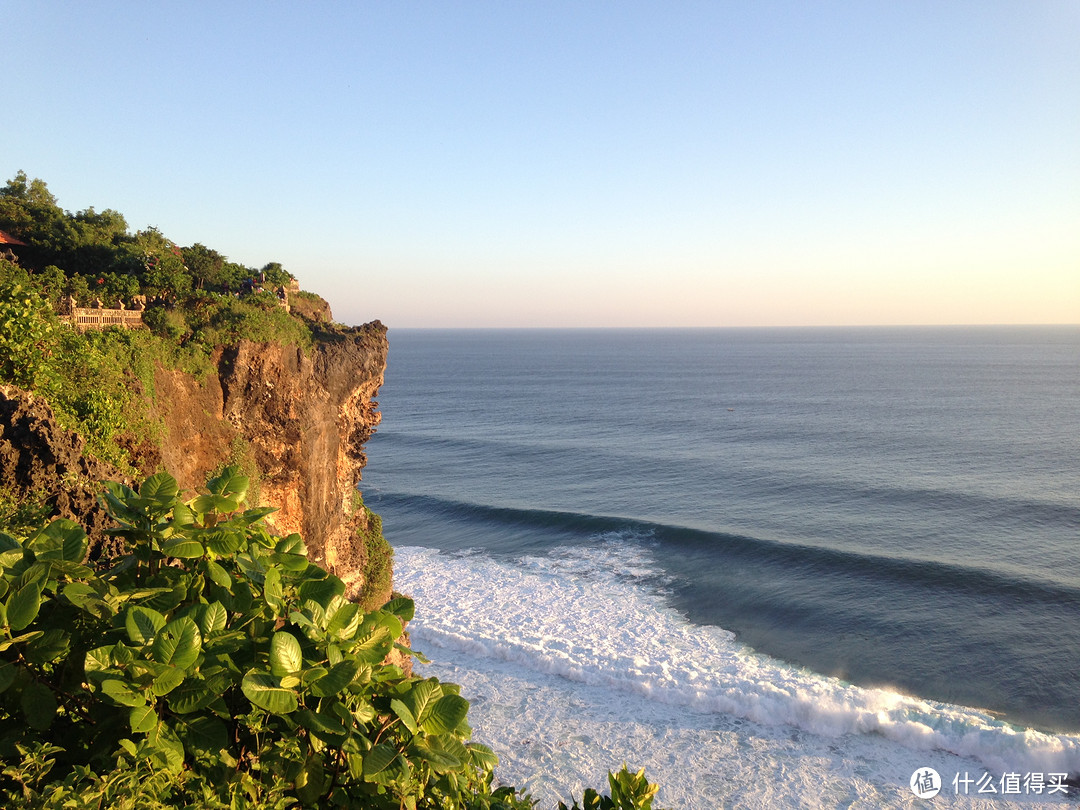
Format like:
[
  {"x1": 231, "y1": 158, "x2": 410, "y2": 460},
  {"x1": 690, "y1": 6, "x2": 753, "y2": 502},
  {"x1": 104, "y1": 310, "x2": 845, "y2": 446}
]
[{"x1": 0, "y1": 320, "x2": 391, "y2": 608}]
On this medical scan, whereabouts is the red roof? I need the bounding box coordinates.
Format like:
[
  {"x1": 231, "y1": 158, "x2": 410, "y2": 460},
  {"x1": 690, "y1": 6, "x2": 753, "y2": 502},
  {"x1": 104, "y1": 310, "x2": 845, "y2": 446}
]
[{"x1": 0, "y1": 229, "x2": 27, "y2": 246}]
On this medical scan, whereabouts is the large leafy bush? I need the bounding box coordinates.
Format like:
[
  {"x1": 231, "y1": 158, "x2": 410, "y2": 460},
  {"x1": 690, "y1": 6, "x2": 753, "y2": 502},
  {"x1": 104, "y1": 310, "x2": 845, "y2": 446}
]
[{"x1": 0, "y1": 468, "x2": 532, "y2": 808}]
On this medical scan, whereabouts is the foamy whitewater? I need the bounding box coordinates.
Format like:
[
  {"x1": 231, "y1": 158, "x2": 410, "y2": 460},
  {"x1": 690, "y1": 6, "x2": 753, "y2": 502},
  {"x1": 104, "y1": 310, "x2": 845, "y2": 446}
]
[{"x1": 396, "y1": 539, "x2": 1080, "y2": 808}]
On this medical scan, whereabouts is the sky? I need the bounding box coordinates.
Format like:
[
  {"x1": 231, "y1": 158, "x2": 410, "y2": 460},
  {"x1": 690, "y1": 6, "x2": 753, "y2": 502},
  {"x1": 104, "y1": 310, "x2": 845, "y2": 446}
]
[{"x1": 2, "y1": 1, "x2": 1078, "y2": 328}]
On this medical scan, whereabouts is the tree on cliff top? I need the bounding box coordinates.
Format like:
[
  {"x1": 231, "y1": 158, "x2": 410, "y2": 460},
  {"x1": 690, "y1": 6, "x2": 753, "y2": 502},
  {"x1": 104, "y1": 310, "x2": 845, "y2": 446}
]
[{"x1": 0, "y1": 172, "x2": 294, "y2": 302}]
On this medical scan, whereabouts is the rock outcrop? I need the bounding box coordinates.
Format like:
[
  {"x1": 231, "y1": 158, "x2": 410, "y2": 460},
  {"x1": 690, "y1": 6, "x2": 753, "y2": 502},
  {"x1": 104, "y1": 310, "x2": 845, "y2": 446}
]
[
  {"x1": 0, "y1": 320, "x2": 390, "y2": 606},
  {"x1": 0, "y1": 384, "x2": 128, "y2": 557}
]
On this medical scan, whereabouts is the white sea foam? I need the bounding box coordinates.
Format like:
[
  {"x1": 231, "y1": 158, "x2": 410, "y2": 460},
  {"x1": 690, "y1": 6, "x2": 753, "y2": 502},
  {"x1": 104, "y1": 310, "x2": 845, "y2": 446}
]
[{"x1": 395, "y1": 541, "x2": 1080, "y2": 808}]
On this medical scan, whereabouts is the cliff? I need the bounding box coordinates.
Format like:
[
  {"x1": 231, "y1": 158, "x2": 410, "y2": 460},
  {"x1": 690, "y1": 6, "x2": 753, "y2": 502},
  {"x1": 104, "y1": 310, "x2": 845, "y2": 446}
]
[
  {"x1": 0, "y1": 319, "x2": 391, "y2": 607},
  {"x1": 0, "y1": 383, "x2": 128, "y2": 553}
]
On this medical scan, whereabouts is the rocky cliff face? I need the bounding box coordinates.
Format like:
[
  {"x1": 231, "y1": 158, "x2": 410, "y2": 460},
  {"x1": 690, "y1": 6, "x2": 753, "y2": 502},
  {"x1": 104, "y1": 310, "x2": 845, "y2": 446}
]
[
  {"x1": 0, "y1": 320, "x2": 391, "y2": 606},
  {"x1": 154, "y1": 321, "x2": 390, "y2": 604},
  {"x1": 0, "y1": 383, "x2": 128, "y2": 556}
]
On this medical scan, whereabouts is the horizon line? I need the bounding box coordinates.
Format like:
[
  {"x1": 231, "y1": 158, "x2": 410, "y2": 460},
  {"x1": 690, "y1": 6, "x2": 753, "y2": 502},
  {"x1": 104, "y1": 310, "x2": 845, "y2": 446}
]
[{"x1": 361, "y1": 322, "x2": 1080, "y2": 331}]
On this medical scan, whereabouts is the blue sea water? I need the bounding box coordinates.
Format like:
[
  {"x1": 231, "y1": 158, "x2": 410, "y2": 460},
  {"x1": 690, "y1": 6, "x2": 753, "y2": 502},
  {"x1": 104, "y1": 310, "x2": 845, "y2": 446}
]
[{"x1": 360, "y1": 326, "x2": 1080, "y2": 808}]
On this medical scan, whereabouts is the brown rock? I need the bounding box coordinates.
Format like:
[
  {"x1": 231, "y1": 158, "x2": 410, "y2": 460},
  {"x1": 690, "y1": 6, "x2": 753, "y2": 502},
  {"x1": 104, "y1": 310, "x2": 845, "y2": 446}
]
[
  {"x1": 0, "y1": 384, "x2": 129, "y2": 558},
  {"x1": 0, "y1": 320, "x2": 390, "y2": 606}
]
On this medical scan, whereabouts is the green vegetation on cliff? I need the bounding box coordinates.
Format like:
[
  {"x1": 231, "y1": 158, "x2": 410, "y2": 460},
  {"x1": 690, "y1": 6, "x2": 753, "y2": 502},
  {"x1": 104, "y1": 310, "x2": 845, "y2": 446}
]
[
  {"x1": 0, "y1": 467, "x2": 525, "y2": 808},
  {"x1": 0, "y1": 265, "x2": 167, "y2": 471},
  {"x1": 0, "y1": 171, "x2": 326, "y2": 471}
]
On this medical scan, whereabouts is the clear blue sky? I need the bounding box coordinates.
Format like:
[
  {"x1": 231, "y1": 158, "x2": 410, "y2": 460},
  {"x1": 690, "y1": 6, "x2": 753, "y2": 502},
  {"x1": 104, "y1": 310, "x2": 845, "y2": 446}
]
[{"x1": 3, "y1": 1, "x2": 1077, "y2": 327}]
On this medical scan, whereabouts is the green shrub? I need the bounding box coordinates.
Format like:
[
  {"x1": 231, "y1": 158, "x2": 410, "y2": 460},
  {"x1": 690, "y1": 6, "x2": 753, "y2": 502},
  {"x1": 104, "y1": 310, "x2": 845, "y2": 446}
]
[
  {"x1": 352, "y1": 491, "x2": 393, "y2": 612},
  {"x1": 557, "y1": 767, "x2": 663, "y2": 810},
  {"x1": 0, "y1": 467, "x2": 523, "y2": 808},
  {"x1": 0, "y1": 274, "x2": 59, "y2": 390}
]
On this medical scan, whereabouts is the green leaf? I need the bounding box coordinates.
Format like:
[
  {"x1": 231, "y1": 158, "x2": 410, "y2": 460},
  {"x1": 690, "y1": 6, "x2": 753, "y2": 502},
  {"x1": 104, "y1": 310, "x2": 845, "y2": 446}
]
[
  {"x1": 25, "y1": 628, "x2": 69, "y2": 666},
  {"x1": 140, "y1": 472, "x2": 179, "y2": 506},
  {"x1": 275, "y1": 533, "x2": 306, "y2": 555},
  {"x1": 271, "y1": 551, "x2": 309, "y2": 572},
  {"x1": 6, "y1": 581, "x2": 41, "y2": 631},
  {"x1": 205, "y1": 529, "x2": 242, "y2": 556},
  {"x1": 296, "y1": 753, "x2": 327, "y2": 805},
  {"x1": 146, "y1": 721, "x2": 185, "y2": 773},
  {"x1": 241, "y1": 670, "x2": 298, "y2": 715},
  {"x1": 291, "y1": 601, "x2": 325, "y2": 634},
  {"x1": 422, "y1": 694, "x2": 470, "y2": 735},
  {"x1": 130, "y1": 704, "x2": 158, "y2": 733},
  {"x1": 193, "y1": 493, "x2": 239, "y2": 516},
  {"x1": 269, "y1": 631, "x2": 303, "y2": 677},
  {"x1": 205, "y1": 559, "x2": 232, "y2": 588},
  {"x1": 21, "y1": 679, "x2": 57, "y2": 730},
  {"x1": 395, "y1": 642, "x2": 430, "y2": 664},
  {"x1": 101, "y1": 678, "x2": 146, "y2": 708},
  {"x1": 412, "y1": 735, "x2": 467, "y2": 773},
  {"x1": 125, "y1": 605, "x2": 166, "y2": 645},
  {"x1": 351, "y1": 697, "x2": 377, "y2": 724},
  {"x1": 390, "y1": 698, "x2": 418, "y2": 735},
  {"x1": 382, "y1": 596, "x2": 415, "y2": 623},
  {"x1": 102, "y1": 481, "x2": 138, "y2": 514},
  {"x1": 298, "y1": 576, "x2": 344, "y2": 609},
  {"x1": 161, "y1": 537, "x2": 204, "y2": 559},
  {"x1": 373, "y1": 610, "x2": 404, "y2": 641},
  {"x1": 151, "y1": 616, "x2": 202, "y2": 670},
  {"x1": 151, "y1": 665, "x2": 186, "y2": 696},
  {"x1": 44, "y1": 559, "x2": 94, "y2": 579},
  {"x1": 467, "y1": 742, "x2": 499, "y2": 771},
  {"x1": 0, "y1": 659, "x2": 16, "y2": 693},
  {"x1": 402, "y1": 679, "x2": 443, "y2": 726},
  {"x1": 171, "y1": 501, "x2": 196, "y2": 527},
  {"x1": 326, "y1": 601, "x2": 360, "y2": 639},
  {"x1": 84, "y1": 645, "x2": 114, "y2": 679},
  {"x1": 263, "y1": 566, "x2": 284, "y2": 613},
  {"x1": 309, "y1": 659, "x2": 359, "y2": 698},
  {"x1": 352, "y1": 626, "x2": 393, "y2": 665},
  {"x1": 230, "y1": 506, "x2": 277, "y2": 528},
  {"x1": 0, "y1": 630, "x2": 43, "y2": 651},
  {"x1": 26, "y1": 519, "x2": 87, "y2": 562},
  {"x1": 110, "y1": 642, "x2": 135, "y2": 667},
  {"x1": 203, "y1": 629, "x2": 244, "y2": 656},
  {"x1": 15, "y1": 561, "x2": 51, "y2": 591},
  {"x1": 168, "y1": 678, "x2": 217, "y2": 714},
  {"x1": 363, "y1": 743, "x2": 398, "y2": 777},
  {"x1": 199, "y1": 601, "x2": 228, "y2": 635},
  {"x1": 207, "y1": 465, "x2": 249, "y2": 502},
  {"x1": 175, "y1": 714, "x2": 227, "y2": 762},
  {"x1": 297, "y1": 707, "x2": 347, "y2": 745}
]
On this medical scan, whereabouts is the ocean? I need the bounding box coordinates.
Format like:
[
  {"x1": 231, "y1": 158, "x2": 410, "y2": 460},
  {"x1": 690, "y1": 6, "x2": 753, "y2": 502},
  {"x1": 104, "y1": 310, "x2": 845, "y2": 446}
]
[{"x1": 359, "y1": 326, "x2": 1080, "y2": 808}]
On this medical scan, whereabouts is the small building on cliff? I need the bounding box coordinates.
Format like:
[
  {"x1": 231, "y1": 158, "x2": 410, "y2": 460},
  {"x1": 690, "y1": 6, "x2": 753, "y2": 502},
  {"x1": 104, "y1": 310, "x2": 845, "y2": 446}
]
[{"x1": 0, "y1": 229, "x2": 27, "y2": 247}]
